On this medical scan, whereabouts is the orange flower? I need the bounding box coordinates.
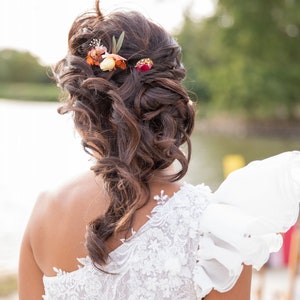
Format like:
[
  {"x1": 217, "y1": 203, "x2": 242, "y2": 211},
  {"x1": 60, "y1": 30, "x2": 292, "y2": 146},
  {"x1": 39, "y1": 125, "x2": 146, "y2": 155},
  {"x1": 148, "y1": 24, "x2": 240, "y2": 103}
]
[
  {"x1": 115, "y1": 59, "x2": 127, "y2": 70},
  {"x1": 86, "y1": 46, "x2": 106, "y2": 66}
]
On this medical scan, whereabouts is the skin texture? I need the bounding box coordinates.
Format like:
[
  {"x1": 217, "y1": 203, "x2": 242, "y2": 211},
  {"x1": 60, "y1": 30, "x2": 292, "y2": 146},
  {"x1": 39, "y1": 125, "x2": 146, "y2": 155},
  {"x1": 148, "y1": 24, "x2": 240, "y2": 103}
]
[{"x1": 18, "y1": 170, "x2": 252, "y2": 299}]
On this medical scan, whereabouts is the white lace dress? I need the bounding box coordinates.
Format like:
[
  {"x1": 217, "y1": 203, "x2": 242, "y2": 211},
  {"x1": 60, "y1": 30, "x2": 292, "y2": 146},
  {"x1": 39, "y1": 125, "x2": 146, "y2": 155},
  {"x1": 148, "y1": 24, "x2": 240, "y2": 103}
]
[{"x1": 43, "y1": 151, "x2": 300, "y2": 299}]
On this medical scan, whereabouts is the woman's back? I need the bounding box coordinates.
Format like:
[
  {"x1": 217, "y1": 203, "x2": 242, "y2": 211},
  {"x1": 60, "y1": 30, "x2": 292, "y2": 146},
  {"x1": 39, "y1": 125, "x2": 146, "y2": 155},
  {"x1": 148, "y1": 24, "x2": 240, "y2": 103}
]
[
  {"x1": 41, "y1": 181, "x2": 211, "y2": 299},
  {"x1": 20, "y1": 170, "x2": 183, "y2": 268}
]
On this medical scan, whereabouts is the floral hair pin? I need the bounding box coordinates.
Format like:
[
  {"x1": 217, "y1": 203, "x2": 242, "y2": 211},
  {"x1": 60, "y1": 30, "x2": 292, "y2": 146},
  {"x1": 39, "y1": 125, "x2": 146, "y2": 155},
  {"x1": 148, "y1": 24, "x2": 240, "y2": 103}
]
[
  {"x1": 135, "y1": 58, "x2": 153, "y2": 72},
  {"x1": 86, "y1": 31, "x2": 127, "y2": 72}
]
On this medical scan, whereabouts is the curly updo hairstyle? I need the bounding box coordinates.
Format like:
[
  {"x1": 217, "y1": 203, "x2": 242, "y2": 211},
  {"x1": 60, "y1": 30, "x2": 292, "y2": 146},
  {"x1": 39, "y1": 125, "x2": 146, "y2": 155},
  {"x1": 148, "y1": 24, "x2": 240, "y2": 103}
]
[{"x1": 53, "y1": 0, "x2": 195, "y2": 266}]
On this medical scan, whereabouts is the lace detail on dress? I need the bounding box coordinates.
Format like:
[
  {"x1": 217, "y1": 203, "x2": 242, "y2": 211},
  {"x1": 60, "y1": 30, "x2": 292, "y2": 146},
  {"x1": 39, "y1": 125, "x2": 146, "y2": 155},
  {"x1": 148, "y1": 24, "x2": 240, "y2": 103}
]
[{"x1": 43, "y1": 183, "x2": 212, "y2": 300}]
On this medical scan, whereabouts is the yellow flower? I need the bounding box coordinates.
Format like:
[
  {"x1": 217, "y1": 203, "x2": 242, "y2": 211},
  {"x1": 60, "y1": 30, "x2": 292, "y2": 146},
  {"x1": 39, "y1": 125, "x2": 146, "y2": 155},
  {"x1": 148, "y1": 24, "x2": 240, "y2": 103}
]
[
  {"x1": 100, "y1": 57, "x2": 116, "y2": 71},
  {"x1": 100, "y1": 54, "x2": 127, "y2": 71}
]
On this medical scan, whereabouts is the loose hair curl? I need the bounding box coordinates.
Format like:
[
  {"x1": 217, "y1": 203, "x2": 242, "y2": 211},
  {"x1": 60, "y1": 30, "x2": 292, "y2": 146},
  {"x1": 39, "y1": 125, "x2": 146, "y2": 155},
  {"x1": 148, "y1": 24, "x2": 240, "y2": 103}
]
[{"x1": 53, "y1": 2, "x2": 195, "y2": 266}]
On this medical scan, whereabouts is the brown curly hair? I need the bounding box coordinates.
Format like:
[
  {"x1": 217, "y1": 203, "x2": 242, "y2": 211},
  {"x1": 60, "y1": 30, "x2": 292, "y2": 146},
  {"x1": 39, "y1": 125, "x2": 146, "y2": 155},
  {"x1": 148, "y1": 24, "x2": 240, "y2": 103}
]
[{"x1": 52, "y1": 1, "x2": 195, "y2": 266}]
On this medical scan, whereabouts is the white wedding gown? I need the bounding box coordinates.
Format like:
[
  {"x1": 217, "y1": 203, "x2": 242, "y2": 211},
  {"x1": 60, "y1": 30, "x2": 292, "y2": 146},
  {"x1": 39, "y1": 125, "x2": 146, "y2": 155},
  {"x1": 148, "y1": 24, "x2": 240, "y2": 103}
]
[{"x1": 43, "y1": 151, "x2": 300, "y2": 299}]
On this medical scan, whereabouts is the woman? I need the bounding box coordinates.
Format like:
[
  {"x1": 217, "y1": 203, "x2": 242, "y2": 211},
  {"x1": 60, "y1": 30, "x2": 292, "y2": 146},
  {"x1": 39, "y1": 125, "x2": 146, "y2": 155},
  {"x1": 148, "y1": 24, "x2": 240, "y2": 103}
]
[{"x1": 18, "y1": 1, "x2": 300, "y2": 299}]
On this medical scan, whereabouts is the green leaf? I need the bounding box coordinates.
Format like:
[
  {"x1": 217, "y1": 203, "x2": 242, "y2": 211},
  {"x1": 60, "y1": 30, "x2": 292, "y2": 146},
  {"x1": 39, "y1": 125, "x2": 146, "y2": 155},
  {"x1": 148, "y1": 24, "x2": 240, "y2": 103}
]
[
  {"x1": 115, "y1": 31, "x2": 125, "y2": 53},
  {"x1": 112, "y1": 36, "x2": 117, "y2": 53}
]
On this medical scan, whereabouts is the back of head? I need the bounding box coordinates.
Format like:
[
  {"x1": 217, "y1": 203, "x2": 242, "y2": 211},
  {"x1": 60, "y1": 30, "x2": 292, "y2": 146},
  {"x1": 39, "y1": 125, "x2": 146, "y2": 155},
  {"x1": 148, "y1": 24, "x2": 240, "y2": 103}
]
[{"x1": 53, "y1": 1, "x2": 195, "y2": 265}]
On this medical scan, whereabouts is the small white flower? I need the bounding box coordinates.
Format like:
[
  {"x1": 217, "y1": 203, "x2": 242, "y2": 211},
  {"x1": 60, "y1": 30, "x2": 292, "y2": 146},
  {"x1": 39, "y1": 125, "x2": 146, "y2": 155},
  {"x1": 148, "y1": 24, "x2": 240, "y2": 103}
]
[
  {"x1": 154, "y1": 190, "x2": 169, "y2": 205},
  {"x1": 148, "y1": 239, "x2": 160, "y2": 252}
]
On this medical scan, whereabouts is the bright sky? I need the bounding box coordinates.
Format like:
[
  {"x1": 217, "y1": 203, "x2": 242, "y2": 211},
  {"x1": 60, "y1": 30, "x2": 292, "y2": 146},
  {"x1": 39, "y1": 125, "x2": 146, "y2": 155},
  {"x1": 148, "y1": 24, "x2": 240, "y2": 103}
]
[{"x1": 0, "y1": 0, "x2": 215, "y2": 65}]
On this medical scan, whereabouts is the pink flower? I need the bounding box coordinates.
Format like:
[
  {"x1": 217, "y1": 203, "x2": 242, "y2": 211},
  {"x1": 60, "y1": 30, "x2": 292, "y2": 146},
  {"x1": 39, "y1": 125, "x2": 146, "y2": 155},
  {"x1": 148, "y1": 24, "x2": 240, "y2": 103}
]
[{"x1": 135, "y1": 58, "x2": 153, "y2": 72}]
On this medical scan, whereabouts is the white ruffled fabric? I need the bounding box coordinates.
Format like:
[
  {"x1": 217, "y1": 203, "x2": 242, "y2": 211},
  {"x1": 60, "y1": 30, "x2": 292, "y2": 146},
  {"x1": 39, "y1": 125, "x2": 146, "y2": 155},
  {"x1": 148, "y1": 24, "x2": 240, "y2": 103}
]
[
  {"x1": 43, "y1": 151, "x2": 300, "y2": 299},
  {"x1": 194, "y1": 150, "x2": 300, "y2": 296}
]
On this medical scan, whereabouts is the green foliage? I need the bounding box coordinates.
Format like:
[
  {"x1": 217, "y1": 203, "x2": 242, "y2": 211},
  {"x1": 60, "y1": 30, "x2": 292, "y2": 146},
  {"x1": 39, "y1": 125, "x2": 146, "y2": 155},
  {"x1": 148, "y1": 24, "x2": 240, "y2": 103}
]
[
  {"x1": 0, "y1": 49, "x2": 59, "y2": 101},
  {"x1": 0, "y1": 49, "x2": 52, "y2": 83},
  {"x1": 177, "y1": 0, "x2": 300, "y2": 120},
  {"x1": 0, "y1": 82, "x2": 60, "y2": 102}
]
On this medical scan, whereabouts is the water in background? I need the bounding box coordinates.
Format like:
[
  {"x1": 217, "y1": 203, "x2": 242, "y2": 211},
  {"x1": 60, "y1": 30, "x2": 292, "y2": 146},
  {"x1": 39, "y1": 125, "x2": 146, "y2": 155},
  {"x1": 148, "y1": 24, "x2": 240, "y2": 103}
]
[
  {"x1": 0, "y1": 100, "x2": 92, "y2": 275},
  {"x1": 1, "y1": 100, "x2": 300, "y2": 275}
]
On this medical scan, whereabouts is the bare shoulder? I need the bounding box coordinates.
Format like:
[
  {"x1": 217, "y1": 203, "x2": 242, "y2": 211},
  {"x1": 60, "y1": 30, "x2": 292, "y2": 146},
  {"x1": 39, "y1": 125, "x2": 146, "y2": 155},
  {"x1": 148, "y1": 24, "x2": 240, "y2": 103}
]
[
  {"x1": 29, "y1": 170, "x2": 106, "y2": 228},
  {"x1": 26, "y1": 170, "x2": 107, "y2": 275},
  {"x1": 45, "y1": 171, "x2": 104, "y2": 211}
]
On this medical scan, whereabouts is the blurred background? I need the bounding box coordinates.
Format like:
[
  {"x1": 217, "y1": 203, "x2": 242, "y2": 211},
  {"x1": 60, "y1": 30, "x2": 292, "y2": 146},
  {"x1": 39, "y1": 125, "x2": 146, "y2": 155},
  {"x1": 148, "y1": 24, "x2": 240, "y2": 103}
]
[{"x1": 0, "y1": 0, "x2": 300, "y2": 299}]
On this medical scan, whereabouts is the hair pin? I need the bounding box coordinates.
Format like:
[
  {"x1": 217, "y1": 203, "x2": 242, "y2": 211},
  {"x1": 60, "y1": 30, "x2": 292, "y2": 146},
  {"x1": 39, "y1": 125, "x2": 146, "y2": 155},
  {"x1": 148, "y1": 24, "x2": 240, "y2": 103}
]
[
  {"x1": 86, "y1": 32, "x2": 127, "y2": 72},
  {"x1": 135, "y1": 58, "x2": 154, "y2": 72}
]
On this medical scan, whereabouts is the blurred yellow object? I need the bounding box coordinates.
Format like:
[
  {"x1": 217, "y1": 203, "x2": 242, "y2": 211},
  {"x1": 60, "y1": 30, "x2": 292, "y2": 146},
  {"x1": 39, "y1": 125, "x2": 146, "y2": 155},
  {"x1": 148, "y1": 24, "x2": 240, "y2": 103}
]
[{"x1": 223, "y1": 154, "x2": 245, "y2": 178}]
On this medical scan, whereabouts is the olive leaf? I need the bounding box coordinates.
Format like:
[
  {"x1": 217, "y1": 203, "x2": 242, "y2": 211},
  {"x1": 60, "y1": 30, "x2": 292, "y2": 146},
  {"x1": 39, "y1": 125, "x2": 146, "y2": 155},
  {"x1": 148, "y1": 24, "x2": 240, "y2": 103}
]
[{"x1": 112, "y1": 31, "x2": 125, "y2": 54}]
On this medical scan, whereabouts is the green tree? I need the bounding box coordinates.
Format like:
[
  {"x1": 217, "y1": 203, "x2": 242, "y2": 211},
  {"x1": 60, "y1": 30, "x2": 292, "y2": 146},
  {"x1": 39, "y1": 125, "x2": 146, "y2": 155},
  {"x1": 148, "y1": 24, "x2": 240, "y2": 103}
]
[
  {"x1": 0, "y1": 49, "x2": 51, "y2": 83},
  {"x1": 177, "y1": 0, "x2": 300, "y2": 120}
]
